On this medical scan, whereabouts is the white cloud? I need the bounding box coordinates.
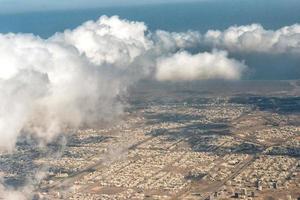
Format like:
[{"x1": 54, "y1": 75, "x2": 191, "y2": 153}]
[
  {"x1": 153, "y1": 30, "x2": 201, "y2": 52},
  {"x1": 0, "y1": 15, "x2": 249, "y2": 196},
  {"x1": 0, "y1": 16, "x2": 246, "y2": 152},
  {"x1": 156, "y1": 50, "x2": 246, "y2": 81},
  {"x1": 204, "y1": 24, "x2": 300, "y2": 54},
  {"x1": 52, "y1": 16, "x2": 152, "y2": 67}
]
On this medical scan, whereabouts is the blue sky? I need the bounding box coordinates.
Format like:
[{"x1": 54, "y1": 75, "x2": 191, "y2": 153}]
[{"x1": 0, "y1": 0, "x2": 207, "y2": 14}]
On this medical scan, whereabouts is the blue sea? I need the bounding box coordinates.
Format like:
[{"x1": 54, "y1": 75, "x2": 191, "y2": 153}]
[{"x1": 1, "y1": 0, "x2": 300, "y2": 38}]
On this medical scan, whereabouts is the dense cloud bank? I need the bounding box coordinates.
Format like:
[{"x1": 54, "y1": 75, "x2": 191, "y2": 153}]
[
  {"x1": 156, "y1": 50, "x2": 246, "y2": 81},
  {"x1": 0, "y1": 16, "x2": 248, "y2": 152},
  {"x1": 204, "y1": 23, "x2": 300, "y2": 54}
]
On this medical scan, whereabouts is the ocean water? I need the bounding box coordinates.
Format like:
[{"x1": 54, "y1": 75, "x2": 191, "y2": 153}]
[
  {"x1": 1, "y1": 0, "x2": 300, "y2": 38},
  {"x1": 0, "y1": 0, "x2": 300, "y2": 79}
]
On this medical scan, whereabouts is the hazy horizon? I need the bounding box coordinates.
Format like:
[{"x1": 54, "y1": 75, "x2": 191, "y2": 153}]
[{"x1": 0, "y1": 0, "x2": 208, "y2": 14}]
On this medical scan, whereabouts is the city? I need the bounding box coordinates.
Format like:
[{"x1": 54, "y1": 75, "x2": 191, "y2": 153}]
[{"x1": 1, "y1": 80, "x2": 299, "y2": 199}]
